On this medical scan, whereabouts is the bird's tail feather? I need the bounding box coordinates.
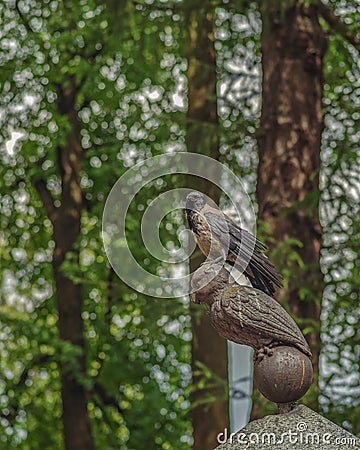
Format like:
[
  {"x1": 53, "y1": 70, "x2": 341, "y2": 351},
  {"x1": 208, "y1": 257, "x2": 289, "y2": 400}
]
[{"x1": 229, "y1": 252, "x2": 283, "y2": 297}]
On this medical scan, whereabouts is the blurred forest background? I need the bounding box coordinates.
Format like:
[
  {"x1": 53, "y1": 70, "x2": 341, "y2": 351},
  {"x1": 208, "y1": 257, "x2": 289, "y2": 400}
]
[{"x1": 0, "y1": 0, "x2": 359, "y2": 449}]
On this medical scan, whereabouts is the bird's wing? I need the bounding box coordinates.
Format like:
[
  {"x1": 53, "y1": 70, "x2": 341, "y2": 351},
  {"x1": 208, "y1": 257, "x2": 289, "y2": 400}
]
[
  {"x1": 203, "y1": 211, "x2": 261, "y2": 256},
  {"x1": 203, "y1": 211, "x2": 282, "y2": 293},
  {"x1": 211, "y1": 287, "x2": 312, "y2": 357}
]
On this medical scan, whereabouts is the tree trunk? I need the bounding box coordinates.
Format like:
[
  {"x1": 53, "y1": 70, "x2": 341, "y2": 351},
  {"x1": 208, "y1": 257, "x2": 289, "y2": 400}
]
[
  {"x1": 36, "y1": 85, "x2": 95, "y2": 450},
  {"x1": 185, "y1": 3, "x2": 230, "y2": 448},
  {"x1": 254, "y1": 2, "x2": 327, "y2": 417}
]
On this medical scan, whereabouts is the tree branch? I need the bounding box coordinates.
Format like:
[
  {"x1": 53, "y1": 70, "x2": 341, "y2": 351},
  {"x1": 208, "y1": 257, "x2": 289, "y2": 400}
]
[
  {"x1": 93, "y1": 382, "x2": 124, "y2": 415},
  {"x1": 33, "y1": 178, "x2": 57, "y2": 222},
  {"x1": 15, "y1": 0, "x2": 35, "y2": 34},
  {"x1": 29, "y1": 153, "x2": 57, "y2": 221},
  {"x1": 317, "y1": 1, "x2": 360, "y2": 52}
]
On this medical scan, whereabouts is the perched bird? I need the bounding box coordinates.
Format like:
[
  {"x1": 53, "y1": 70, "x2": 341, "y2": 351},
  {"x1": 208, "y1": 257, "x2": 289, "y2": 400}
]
[
  {"x1": 186, "y1": 191, "x2": 283, "y2": 297},
  {"x1": 212, "y1": 285, "x2": 312, "y2": 360},
  {"x1": 191, "y1": 264, "x2": 311, "y2": 360}
]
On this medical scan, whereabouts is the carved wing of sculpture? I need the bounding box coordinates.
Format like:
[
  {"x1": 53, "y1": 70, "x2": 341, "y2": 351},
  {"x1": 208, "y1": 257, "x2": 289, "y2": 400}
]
[{"x1": 210, "y1": 285, "x2": 312, "y2": 357}]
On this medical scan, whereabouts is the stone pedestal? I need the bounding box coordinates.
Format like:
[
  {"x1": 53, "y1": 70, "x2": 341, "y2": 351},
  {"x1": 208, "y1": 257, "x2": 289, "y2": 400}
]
[{"x1": 215, "y1": 405, "x2": 360, "y2": 450}]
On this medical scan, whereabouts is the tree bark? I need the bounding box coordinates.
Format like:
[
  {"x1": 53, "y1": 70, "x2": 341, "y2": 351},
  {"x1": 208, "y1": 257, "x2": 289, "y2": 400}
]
[
  {"x1": 185, "y1": 3, "x2": 230, "y2": 449},
  {"x1": 254, "y1": 2, "x2": 327, "y2": 417},
  {"x1": 35, "y1": 84, "x2": 95, "y2": 450}
]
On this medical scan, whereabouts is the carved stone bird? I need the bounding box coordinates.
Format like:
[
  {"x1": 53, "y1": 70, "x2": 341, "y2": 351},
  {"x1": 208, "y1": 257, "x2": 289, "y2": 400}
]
[
  {"x1": 186, "y1": 191, "x2": 283, "y2": 297},
  {"x1": 191, "y1": 264, "x2": 311, "y2": 361}
]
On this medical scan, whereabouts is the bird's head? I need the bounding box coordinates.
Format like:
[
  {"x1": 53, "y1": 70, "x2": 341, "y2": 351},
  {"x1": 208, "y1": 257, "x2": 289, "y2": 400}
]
[
  {"x1": 191, "y1": 263, "x2": 235, "y2": 305},
  {"x1": 186, "y1": 191, "x2": 207, "y2": 212}
]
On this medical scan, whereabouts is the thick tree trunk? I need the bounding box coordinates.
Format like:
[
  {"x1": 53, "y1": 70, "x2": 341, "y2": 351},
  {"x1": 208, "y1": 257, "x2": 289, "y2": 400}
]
[
  {"x1": 35, "y1": 86, "x2": 95, "y2": 450},
  {"x1": 254, "y1": 3, "x2": 327, "y2": 416},
  {"x1": 53, "y1": 105, "x2": 94, "y2": 450},
  {"x1": 186, "y1": 3, "x2": 230, "y2": 449}
]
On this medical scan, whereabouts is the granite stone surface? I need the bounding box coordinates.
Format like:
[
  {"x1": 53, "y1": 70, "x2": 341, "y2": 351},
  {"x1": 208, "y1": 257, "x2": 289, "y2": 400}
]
[{"x1": 215, "y1": 405, "x2": 360, "y2": 449}]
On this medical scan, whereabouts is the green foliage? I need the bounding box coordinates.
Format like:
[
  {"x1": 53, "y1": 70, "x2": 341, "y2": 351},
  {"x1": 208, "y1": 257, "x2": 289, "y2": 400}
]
[
  {"x1": 0, "y1": 0, "x2": 191, "y2": 448},
  {"x1": 216, "y1": 2, "x2": 261, "y2": 192},
  {"x1": 320, "y1": 9, "x2": 360, "y2": 433},
  {"x1": 1, "y1": 0, "x2": 359, "y2": 446}
]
